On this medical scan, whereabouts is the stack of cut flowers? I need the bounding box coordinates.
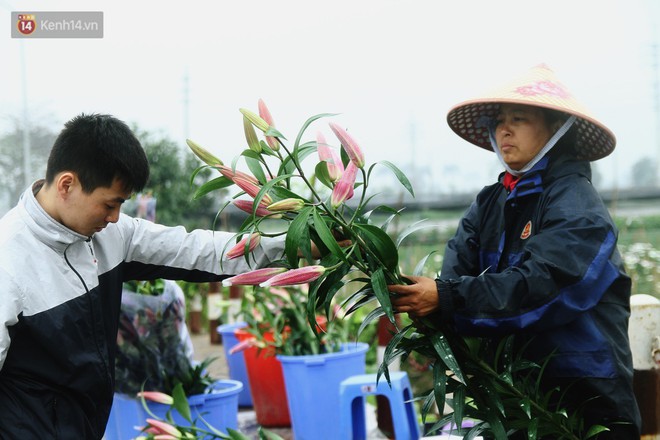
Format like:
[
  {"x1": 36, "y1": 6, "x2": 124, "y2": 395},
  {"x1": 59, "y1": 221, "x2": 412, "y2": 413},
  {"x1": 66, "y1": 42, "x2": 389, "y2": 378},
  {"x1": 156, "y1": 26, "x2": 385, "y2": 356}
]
[{"x1": 177, "y1": 100, "x2": 605, "y2": 440}]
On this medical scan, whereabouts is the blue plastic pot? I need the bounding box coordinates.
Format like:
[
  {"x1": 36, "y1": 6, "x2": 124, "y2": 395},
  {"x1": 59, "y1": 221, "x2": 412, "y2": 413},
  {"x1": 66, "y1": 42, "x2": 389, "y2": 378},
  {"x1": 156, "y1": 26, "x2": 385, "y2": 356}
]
[
  {"x1": 105, "y1": 380, "x2": 243, "y2": 439},
  {"x1": 277, "y1": 342, "x2": 369, "y2": 440},
  {"x1": 217, "y1": 321, "x2": 253, "y2": 407}
]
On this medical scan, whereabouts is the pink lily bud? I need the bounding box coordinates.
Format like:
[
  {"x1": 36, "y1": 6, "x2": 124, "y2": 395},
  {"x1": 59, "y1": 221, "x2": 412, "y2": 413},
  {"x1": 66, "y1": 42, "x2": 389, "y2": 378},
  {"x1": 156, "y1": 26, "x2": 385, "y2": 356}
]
[
  {"x1": 216, "y1": 165, "x2": 259, "y2": 186},
  {"x1": 266, "y1": 198, "x2": 305, "y2": 212},
  {"x1": 136, "y1": 391, "x2": 174, "y2": 405},
  {"x1": 329, "y1": 122, "x2": 365, "y2": 168},
  {"x1": 260, "y1": 265, "x2": 326, "y2": 287},
  {"x1": 243, "y1": 116, "x2": 262, "y2": 153},
  {"x1": 232, "y1": 199, "x2": 280, "y2": 218},
  {"x1": 331, "y1": 162, "x2": 358, "y2": 208},
  {"x1": 222, "y1": 267, "x2": 288, "y2": 286},
  {"x1": 226, "y1": 233, "x2": 261, "y2": 260},
  {"x1": 186, "y1": 139, "x2": 223, "y2": 166},
  {"x1": 317, "y1": 132, "x2": 344, "y2": 182},
  {"x1": 228, "y1": 337, "x2": 266, "y2": 355},
  {"x1": 233, "y1": 175, "x2": 273, "y2": 206},
  {"x1": 239, "y1": 108, "x2": 270, "y2": 132},
  {"x1": 145, "y1": 419, "x2": 182, "y2": 437},
  {"x1": 258, "y1": 98, "x2": 280, "y2": 151}
]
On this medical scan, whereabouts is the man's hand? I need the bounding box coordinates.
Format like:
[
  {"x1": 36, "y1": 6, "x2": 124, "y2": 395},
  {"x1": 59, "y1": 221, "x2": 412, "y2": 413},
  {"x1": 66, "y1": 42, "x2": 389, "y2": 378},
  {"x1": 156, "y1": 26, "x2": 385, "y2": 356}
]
[{"x1": 388, "y1": 275, "x2": 439, "y2": 318}]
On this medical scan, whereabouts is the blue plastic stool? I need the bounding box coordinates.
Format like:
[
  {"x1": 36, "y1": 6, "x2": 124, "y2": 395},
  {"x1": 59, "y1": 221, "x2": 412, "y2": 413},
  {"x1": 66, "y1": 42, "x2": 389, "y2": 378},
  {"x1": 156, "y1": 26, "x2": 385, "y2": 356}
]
[{"x1": 339, "y1": 371, "x2": 420, "y2": 440}]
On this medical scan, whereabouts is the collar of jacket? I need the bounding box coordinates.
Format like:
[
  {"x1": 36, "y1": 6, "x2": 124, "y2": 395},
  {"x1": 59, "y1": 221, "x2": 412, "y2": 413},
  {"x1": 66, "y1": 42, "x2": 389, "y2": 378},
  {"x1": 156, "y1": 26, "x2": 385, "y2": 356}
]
[
  {"x1": 500, "y1": 155, "x2": 592, "y2": 201},
  {"x1": 20, "y1": 180, "x2": 89, "y2": 254}
]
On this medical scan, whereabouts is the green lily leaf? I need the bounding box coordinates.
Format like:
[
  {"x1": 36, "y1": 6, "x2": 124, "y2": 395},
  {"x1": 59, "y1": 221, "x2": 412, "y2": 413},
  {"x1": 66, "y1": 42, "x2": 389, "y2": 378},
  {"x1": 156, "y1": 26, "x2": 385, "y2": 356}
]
[
  {"x1": 311, "y1": 208, "x2": 349, "y2": 264},
  {"x1": 245, "y1": 155, "x2": 268, "y2": 184},
  {"x1": 378, "y1": 160, "x2": 415, "y2": 196},
  {"x1": 354, "y1": 223, "x2": 398, "y2": 274},
  {"x1": 395, "y1": 219, "x2": 433, "y2": 247},
  {"x1": 171, "y1": 382, "x2": 192, "y2": 423},
  {"x1": 430, "y1": 332, "x2": 465, "y2": 384},
  {"x1": 357, "y1": 306, "x2": 385, "y2": 340},
  {"x1": 452, "y1": 384, "x2": 465, "y2": 430},
  {"x1": 413, "y1": 251, "x2": 437, "y2": 276},
  {"x1": 584, "y1": 424, "x2": 610, "y2": 439},
  {"x1": 432, "y1": 362, "x2": 447, "y2": 423},
  {"x1": 293, "y1": 113, "x2": 337, "y2": 152},
  {"x1": 286, "y1": 206, "x2": 312, "y2": 267},
  {"x1": 193, "y1": 176, "x2": 233, "y2": 200},
  {"x1": 314, "y1": 161, "x2": 335, "y2": 190},
  {"x1": 371, "y1": 267, "x2": 395, "y2": 324}
]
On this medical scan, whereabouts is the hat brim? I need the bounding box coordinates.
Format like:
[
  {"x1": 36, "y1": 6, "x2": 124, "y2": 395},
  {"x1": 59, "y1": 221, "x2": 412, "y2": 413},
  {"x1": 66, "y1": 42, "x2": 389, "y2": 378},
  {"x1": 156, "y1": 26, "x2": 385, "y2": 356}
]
[{"x1": 446, "y1": 66, "x2": 616, "y2": 161}]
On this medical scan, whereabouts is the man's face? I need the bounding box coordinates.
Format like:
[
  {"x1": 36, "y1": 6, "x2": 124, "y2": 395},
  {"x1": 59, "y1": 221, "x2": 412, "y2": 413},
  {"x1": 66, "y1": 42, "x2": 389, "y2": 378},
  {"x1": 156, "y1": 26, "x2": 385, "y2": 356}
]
[{"x1": 61, "y1": 177, "x2": 131, "y2": 237}]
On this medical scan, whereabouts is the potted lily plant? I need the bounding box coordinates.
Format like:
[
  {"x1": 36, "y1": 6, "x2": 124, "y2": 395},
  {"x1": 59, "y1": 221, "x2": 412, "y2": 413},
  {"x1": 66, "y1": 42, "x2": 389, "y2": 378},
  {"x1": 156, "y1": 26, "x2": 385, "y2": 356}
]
[{"x1": 186, "y1": 99, "x2": 605, "y2": 439}]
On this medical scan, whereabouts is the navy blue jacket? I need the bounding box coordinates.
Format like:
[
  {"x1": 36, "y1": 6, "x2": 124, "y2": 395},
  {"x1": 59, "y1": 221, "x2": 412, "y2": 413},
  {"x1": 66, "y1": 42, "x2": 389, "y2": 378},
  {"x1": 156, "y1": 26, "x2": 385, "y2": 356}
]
[{"x1": 438, "y1": 154, "x2": 640, "y2": 429}]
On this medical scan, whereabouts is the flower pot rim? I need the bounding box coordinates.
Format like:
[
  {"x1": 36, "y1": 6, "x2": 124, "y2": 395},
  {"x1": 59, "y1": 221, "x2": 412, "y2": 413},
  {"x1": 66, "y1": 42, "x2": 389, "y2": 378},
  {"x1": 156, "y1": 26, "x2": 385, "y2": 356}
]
[{"x1": 276, "y1": 341, "x2": 369, "y2": 363}]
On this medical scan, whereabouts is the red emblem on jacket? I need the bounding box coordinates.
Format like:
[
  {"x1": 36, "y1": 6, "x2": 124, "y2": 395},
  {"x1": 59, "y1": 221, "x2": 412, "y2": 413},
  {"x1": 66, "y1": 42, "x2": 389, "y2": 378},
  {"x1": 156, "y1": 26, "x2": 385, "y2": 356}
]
[{"x1": 520, "y1": 221, "x2": 532, "y2": 240}]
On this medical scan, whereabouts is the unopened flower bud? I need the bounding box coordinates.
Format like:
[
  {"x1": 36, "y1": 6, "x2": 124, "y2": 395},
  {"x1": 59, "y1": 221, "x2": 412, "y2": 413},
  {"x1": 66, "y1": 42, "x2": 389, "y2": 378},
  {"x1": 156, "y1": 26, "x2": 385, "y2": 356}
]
[
  {"x1": 226, "y1": 233, "x2": 261, "y2": 259},
  {"x1": 239, "y1": 108, "x2": 270, "y2": 133},
  {"x1": 260, "y1": 265, "x2": 326, "y2": 287},
  {"x1": 329, "y1": 122, "x2": 365, "y2": 168},
  {"x1": 186, "y1": 139, "x2": 223, "y2": 166},
  {"x1": 266, "y1": 198, "x2": 305, "y2": 212},
  {"x1": 222, "y1": 267, "x2": 288, "y2": 286}
]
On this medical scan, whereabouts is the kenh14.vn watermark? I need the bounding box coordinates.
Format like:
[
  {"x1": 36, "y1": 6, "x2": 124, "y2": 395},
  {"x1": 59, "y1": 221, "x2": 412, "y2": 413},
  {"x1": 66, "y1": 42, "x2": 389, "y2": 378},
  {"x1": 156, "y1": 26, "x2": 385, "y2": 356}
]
[{"x1": 12, "y1": 12, "x2": 103, "y2": 38}]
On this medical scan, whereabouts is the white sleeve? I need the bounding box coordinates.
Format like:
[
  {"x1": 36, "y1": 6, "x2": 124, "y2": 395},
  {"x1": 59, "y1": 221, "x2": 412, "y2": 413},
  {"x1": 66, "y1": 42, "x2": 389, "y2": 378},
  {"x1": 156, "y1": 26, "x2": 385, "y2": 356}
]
[{"x1": 114, "y1": 214, "x2": 285, "y2": 276}]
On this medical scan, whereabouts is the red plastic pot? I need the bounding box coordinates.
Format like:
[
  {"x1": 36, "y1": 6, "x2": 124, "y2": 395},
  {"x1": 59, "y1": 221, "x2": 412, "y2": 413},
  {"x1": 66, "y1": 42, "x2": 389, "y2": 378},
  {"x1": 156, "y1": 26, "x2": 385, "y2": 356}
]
[{"x1": 235, "y1": 328, "x2": 291, "y2": 427}]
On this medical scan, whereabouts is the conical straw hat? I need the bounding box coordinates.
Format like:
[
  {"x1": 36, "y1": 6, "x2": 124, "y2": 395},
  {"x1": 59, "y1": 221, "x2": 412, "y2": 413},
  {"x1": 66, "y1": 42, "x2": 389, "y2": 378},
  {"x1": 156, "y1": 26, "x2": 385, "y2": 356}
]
[{"x1": 446, "y1": 64, "x2": 616, "y2": 161}]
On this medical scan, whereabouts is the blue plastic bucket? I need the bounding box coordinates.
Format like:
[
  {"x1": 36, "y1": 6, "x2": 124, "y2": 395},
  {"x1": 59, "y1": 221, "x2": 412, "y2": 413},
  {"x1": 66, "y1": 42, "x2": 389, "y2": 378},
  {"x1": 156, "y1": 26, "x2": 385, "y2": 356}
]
[
  {"x1": 105, "y1": 393, "x2": 143, "y2": 440},
  {"x1": 277, "y1": 342, "x2": 369, "y2": 440},
  {"x1": 217, "y1": 321, "x2": 253, "y2": 407},
  {"x1": 105, "y1": 380, "x2": 242, "y2": 439}
]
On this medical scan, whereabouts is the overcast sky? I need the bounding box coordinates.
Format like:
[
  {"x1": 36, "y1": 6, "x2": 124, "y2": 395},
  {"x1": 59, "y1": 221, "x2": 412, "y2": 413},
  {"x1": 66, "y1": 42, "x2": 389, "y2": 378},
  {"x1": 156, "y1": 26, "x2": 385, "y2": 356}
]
[{"x1": 2, "y1": 0, "x2": 658, "y2": 195}]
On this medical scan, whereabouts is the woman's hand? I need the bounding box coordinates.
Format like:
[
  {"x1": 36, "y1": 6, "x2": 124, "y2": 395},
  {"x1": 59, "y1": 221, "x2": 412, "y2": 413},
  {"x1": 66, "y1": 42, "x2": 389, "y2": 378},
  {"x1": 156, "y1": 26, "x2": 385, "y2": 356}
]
[{"x1": 388, "y1": 275, "x2": 439, "y2": 318}]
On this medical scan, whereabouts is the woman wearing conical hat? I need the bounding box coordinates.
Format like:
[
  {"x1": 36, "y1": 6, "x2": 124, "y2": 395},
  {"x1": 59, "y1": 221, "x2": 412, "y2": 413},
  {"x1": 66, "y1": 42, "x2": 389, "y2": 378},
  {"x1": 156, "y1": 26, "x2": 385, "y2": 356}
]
[{"x1": 389, "y1": 64, "x2": 641, "y2": 438}]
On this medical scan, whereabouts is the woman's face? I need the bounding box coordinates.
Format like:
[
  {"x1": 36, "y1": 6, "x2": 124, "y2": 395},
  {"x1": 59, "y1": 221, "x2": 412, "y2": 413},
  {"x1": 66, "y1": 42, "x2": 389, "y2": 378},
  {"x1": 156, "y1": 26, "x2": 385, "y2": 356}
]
[{"x1": 494, "y1": 104, "x2": 555, "y2": 171}]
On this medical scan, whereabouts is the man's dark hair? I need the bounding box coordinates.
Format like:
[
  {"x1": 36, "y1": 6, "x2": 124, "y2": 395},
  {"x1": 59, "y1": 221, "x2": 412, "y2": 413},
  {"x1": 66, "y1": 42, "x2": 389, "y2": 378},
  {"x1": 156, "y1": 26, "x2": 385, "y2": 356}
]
[{"x1": 46, "y1": 113, "x2": 150, "y2": 193}]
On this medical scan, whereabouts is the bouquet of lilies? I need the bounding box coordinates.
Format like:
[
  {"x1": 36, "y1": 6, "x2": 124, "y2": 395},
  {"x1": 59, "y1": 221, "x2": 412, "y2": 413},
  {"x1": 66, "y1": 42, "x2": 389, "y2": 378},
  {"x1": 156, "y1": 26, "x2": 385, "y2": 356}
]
[
  {"x1": 187, "y1": 99, "x2": 416, "y2": 342},
  {"x1": 187, "y1": 101, "x2": 606, "y2": 440}
]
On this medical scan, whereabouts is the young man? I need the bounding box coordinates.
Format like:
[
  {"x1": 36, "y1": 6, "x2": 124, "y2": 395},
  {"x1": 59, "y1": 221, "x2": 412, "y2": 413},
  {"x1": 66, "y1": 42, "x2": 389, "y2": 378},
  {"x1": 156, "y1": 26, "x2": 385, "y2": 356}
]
[{"x1": 0, "y1": 114, "x2": 284, "y2": 438}]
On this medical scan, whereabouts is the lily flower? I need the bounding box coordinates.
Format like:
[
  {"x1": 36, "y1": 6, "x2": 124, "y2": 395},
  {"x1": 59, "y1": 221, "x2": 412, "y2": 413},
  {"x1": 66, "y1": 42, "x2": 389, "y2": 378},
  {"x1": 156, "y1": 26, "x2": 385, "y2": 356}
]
[
  {"x1": 329, "y1": 122, "x2": 365, "y2": 168},
  {"x1": 145, "y1": 419, "x2": 182, "y2": 437},
  {"x1": 186, "y1": 139, "x2": 223, "y2": 166},
  {"x1": 331, "y1": 161, "x2": 358, "y2": 208},
  {"x1": 317, "y1": 131, "x2": 344, "y2": 182},
  {"x1": 233, "y1": 175, "x2": 273, "y2": 206},
  {"x1": 239, "y1": 108, "x2": 269, "y2": 132},
  {"x1": 222, "y1": 267, "x2": 288, "y2": 286},
  {"x1": 258, "y1": 98, "x2": 280, "y2": 151},
  {"x1": 266, "y1": 198, "x2": 305, "y2": 213},
  {"x1": 136, "y1": 391, "x2": 174, "y2": 405},
  {"x1": 243, "y1": 116, "x2": 262, "y2": 153},
  {"x1": 226, "y1": 233, "x2": 261, "y2": 260},
  {"x1": 260, "y1": 265, "x2": 326, "y2": 287},
  {"x1": 216, "y1": 165, "x2": 259, "y2": 186},
  {"x1": 232, "y1": 199, "x2": 280, "y2": 218}
]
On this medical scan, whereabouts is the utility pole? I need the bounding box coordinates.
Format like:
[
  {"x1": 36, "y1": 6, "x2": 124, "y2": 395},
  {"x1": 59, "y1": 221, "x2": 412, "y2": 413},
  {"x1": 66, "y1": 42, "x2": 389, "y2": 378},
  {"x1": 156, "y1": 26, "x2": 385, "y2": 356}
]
[
  {"x1": 183, "y1": 69, "x2": 190, "y2": 141},
  {"x1": 20, "y1": 40, "x2": 31, "y2": 189}
]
